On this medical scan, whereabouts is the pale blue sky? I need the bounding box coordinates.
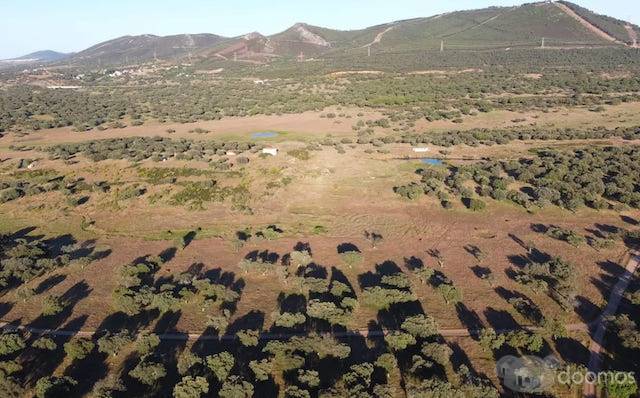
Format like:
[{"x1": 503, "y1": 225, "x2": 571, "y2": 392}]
[{"x1": 0, "y1": 0, "x2": 637, "y2": 59}]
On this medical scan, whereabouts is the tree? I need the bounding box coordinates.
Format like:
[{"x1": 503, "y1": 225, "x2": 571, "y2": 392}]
[
  {"x1": 297, "y1": 369, "x2": 320, "y2": 388},
  {"x1": 0, "y1": 360, "x2": 21, "y2": 376},
  {"x1": 136, "y1": 332, "x2": 160, "y2": 355},
  {"x1": 465, "y1": 198, "x2": 486, "y2": 211},
  {"x1": 35, "y1": 376, "x2": 77, "y2": 398},
  {"x1": 289, "y1": 251, "x2": 312, "y2": 269},
  {"x1": 478, "y1": 328, "x2": 505, "y2": 352},
  {"x1": 274, "y1": 312, "x2": 306, "y2": 328},
  {"x1": 384, "y1": 332, "x2": 416, "y2": 352},
  {"x1": 206, "y1": 352, "x2": 235, "y2": 381},
  {"x1": 177, "y1": 351, "x2": 203, "y2": 376},
  {"x1": 91, "y1": 377, "x2": 126, "y2": 398},
  {"x1": 0, "y1": 333, "x2": 25, "y2": 356},
  {"x1": 0, "y1": 376, "x2": 25, "y2": 397},
  {"x1": 375, "y1": 353, "x2": 397, "y2": 375},
  {"x1": 526, "y1": 332, "x2": 545, "y2": 353},
  {"x1": 249, "y1": 359, "x2": 272, "y2": 381},
  {"x1": 97, "y1": 331, "x2": 133, "y2": 356},
  {"x1": 414, "y1": 267, "x2": 435, "y2": 283},
  {"x1": 237, "y1": 330, "x2": 260, "y2": 347},
  {"x1": 421, "y1": 343, "x2": 453, "y2": 366},
  {"x1": 542, "y1": 317, "x2": 568, "y2": 340},
  {"x1": 64, "y1": 338, "x2": 95, "y2": 361},
  {"x1": 604, "y1": 377, "x2": 638, "y2": 398},
  {"x1": 401, "y1": 315, "x2": 439, "y2": 338},
  {"x1": 307, "y1": 300, "x2": 350, "y2": 326},
  {"x1": 206, "y1": 314, "x2": 229, "y2": 335},
  {"x1": 129, "y1": 360, "x2": 166, "y2": 386},
  {"x1": 361, "y1": 286, "x2": 415, "y2": 310},
  {"x1": 340, "y1": 251, "x2": 363, "y2": 268},
  {"x1": 173, "y1": 376, "x2": 209, "y2": 398},
  {"x1": 42, "y1": 295, "x2": 66, "y2": 316},
  {"x1": 218, "y1": 376, "x2": 254, "y2": 398},
  {"x1": 32, "y1": 337, "x2": 57, "y2": 351},
  {"x1": 437, "y1": 283, "x2": 462, "y2": 304},
  {"x1": 284, "y1": 386, "x2": 311, "y2": 398},
  {"x1": 343, "y1": 363, "x2": 375, "y2": 389}
]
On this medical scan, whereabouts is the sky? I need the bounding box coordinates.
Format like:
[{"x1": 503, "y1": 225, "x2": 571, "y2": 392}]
[{"x1": 0, "y1": 0, "x2": 638, "y2": 59}]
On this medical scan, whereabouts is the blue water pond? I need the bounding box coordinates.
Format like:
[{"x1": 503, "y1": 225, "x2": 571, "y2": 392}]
[
  {"x1": 421, "y1": 158, "x2": 444, "y2": 165},
  {"x1": 251, "y1": 131, "x2": 279, "y2": 139}
]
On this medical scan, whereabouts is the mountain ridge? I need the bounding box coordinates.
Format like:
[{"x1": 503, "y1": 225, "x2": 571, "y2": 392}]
[{"x1": 8, "y1": 1, "x2": 638, "y2": 67}]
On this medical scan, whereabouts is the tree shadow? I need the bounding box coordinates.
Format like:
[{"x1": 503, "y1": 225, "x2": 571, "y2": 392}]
[
  {"x1": 574, "y1": 296, "x2": 601, "y2": 324},
  {"x1": 226, "y1": 310, "x2": 265, "y2": 335},
  {"x1": 337, "y1": 243, "x2": 360, "y2": 254},
  {"x1": 554, "y1": 337, "x2": 590, "y2": 364},
  {"x1": 34, "y1": 274, "x2": 67, "y2": 295},
  {"x1": 159, "y1": 247, "x2": 178, "y2": 263},
  {"x1": 0, "y1": 302, "x2": 13, "y2": 318},
  {"x1": 403, "y1": 256, "x2": 424, "y2": 272},
  {"x1": 483, "y1": 307, "x2": 519, "y2": 331},
  {"x1": 277, "y1": 292, "x2": 307, "y2": 314},
  {"x1": 470, "y1": 265, "x2": 492, "y2": 280},
  {"x1": 455, "y1": 303, "x2": 484, "y2": 337},
  {"x1": 28, "y1": 281, "x2": 92, "y2": 330},
  {"x1": 245, "y1": 250, "x2": 280, "y2": 264}
]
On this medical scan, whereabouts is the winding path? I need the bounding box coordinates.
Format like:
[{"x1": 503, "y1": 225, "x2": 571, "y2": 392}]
[
  {"x1": 362, "y1": 24, "x2": 396, "y2": 49},
  {"x1": 583, "y1": 250, "x2": 640, "y2": 398}
]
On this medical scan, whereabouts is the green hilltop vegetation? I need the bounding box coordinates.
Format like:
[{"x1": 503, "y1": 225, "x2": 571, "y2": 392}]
[
  {"x1": 373, "y1": 2, "x2": 608, "y2": 51},
  {"x1": 10, "y1": 1, "x2": 636, "y2": 69}
]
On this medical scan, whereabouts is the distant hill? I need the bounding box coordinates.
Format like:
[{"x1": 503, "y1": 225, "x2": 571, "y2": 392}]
[
  {"x1": 68, "y1": 33, "x2": 227, "y2": 66},
  {"x1": 33, "y1": 1, "x2": 639, "y2": 67},
  {"x1": 1, "y1": 50, "x2": 69, "y2": 63}
]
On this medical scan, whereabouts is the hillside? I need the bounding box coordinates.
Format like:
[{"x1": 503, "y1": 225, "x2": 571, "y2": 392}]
[
  {"x1": 68, "y1": 33, "x2": 227, "y2": 66},
  {"x1": 558, "y1": 1, "x2": 640, "y2": 45},
  {"x1": 22, "y1": 1, "x2": 638, "y2": 67},
  {"x1": 369, "y1": 2, "x2": 614, "y2": 52}
]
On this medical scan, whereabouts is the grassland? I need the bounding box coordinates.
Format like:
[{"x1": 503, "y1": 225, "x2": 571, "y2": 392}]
[{"x1": 1, "y1": 52, "x2": 639, "y2": 398}]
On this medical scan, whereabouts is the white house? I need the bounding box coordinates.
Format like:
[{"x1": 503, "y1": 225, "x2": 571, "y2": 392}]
[
  {"x1": 262, "y1": 148, "x2": 278, "y2": 156},
  {"x1": 412, "y1": 147, "x2": 430, "y2": 153},
  {"x1": 226, "y1": 151, "x2": 237, "y2": 156}
]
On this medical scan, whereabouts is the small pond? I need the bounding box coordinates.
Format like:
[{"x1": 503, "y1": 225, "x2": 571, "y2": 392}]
[
  {"x1": 251, "y1": 131, "x2": 279, "y2": 139},
  {"x1": 421, "y1": 158, "x2": 444, "y2": 166}
]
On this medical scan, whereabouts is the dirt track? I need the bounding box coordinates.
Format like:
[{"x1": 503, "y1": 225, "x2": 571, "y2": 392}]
[
  {"x1": 583, "y1": 249, "x2": 640, "y2": 398},
  {"x1": 0, "y1": 319, "x2": 591, "y2": 341},
  {"x1": 362, "y1": 24, "x2": 396, "y2": 48},
  {"x1": 554, "y1": 2, "x2": 621, "y2": 44},
  {"x1": 625, "y1": 25, "x2": 638, "y2": 47}
]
